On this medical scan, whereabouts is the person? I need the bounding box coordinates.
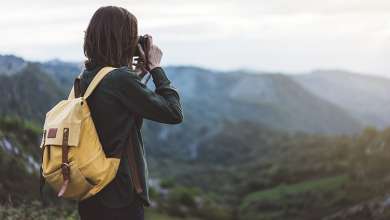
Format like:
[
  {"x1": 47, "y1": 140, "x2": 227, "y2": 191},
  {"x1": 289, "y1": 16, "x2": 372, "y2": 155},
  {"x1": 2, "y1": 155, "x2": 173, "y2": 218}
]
[{"x1": 77, "y1": 6, "x2": 183, "y2": 220}]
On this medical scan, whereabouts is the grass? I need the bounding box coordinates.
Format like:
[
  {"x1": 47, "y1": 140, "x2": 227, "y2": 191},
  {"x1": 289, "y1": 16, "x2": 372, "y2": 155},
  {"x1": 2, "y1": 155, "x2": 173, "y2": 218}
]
[{"x1": 240, "y1": 175, "x2": 349, "y2": 211}]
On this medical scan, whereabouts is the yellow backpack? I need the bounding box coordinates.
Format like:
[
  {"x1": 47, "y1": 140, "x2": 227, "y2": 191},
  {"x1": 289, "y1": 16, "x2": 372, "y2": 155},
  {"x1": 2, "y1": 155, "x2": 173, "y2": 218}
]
[{"x1": 39, "y1": 67, "x2": 126, "y2": 201}]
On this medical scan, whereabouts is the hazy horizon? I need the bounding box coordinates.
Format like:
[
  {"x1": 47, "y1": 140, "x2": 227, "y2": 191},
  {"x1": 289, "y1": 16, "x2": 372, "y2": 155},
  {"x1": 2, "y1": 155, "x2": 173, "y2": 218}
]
[
  {"x1": 1, "y1": 0, "x2": 389, "y2": 77},
  {"x1": 4, "y1": 53, "x2": 389, "y2": 79}
]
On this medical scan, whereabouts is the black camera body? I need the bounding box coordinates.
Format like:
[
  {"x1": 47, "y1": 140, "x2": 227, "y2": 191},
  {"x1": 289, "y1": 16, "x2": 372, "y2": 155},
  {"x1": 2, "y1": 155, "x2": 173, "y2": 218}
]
[
  {"x1": 138, "y1": 35, "x2": 149, "y2": 50},
  {"x1": 135, "y1": 35, "x2": 150, "y2": 58},
  {"x1": 135, "y1": 35, "x2": 152, "y2": 81}
]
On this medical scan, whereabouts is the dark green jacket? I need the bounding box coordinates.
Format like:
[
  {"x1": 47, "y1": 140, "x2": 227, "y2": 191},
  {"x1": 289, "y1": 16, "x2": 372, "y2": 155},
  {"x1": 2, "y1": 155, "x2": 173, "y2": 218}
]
[{"x1": 78, "y1": 66, "x2": 183, "y2": 208}]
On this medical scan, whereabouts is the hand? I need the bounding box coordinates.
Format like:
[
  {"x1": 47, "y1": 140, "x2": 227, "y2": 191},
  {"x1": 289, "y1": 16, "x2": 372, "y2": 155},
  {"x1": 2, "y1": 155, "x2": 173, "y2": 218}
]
[{"x1": 147, "y1": 43, "x2": 163, "y2": 70}]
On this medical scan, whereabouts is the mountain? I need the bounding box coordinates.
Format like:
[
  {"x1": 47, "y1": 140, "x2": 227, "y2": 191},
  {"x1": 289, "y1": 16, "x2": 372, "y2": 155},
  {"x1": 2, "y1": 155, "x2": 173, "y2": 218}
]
[
  {"x1": 142, "y1": 66, "x2": 363, "y2": 162},
  {"x1": 0, "y1": 55, "x2": 363, "y2": 130},
  {"x1": 0, "y1": 54, "x2": 27, "y2": 75},
  {"x1": 0, "y1": 55, "x2": 83, "y2": 122},
  {"x1": 0, "y1": 55, "x2": 364, "y2": 160},
  {"x1": 0, "y1": 54, "x2": 80, "y2": 89},
  {"x1": 0, "y1": 63, "x2": 65, "y2": 122},
  {"x1": 40, "y1": 59, "x2": 81, "y2": 88},
  {"x1": 293, "y1": 70, "x2": 390, "y2": 129},
  {"x1": 163, "y1": 67, "x2": 362, "y2": 135}
]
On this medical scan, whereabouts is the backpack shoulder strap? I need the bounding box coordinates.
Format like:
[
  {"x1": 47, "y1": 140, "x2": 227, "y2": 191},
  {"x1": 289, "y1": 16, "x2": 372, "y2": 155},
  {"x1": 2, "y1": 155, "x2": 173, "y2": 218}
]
[
  {"x1": 67, "y1": 77, "x2": 81, "y2": 100},
  {"x1": 83, "y1": 67, "x2": 116, "y2": 99},
  {"x1": 67, "y1": 70, "x2": 84, "y2": 100}
]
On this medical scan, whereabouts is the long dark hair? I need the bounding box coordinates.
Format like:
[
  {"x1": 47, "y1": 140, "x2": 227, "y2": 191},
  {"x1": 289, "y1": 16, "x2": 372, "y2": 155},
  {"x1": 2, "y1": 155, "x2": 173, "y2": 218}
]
[{"x1": 83, "y1": 6, "x2": 138, "y2": 70}]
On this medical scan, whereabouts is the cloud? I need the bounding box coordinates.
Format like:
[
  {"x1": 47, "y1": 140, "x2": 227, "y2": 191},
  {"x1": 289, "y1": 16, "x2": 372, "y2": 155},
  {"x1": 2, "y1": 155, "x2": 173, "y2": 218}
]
[{"x1": 0, "y1": 0, "x2": 389, "y2": 76}]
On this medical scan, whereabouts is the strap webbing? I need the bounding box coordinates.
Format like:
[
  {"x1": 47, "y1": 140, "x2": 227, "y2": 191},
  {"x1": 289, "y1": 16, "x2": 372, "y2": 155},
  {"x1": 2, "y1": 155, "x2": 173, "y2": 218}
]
[
  {"x1": 83, "y1": 67, "x2": 116, "y2": 99},
  {"x1": 67, "y1": 67, "x2": 116, "y2": 100},
  {"x1": 58, "y1": 128, "x2": 70, "y2": 197},
  {"x1": 67, "y1": 70, "x2": 84, "y2": 100}
]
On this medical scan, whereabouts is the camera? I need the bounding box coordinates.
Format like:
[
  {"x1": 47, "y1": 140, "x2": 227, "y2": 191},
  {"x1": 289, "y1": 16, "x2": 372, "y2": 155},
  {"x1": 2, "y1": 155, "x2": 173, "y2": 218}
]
[
  {"x1": 135, "y1": 35, "x2": 151, "y2": 59},
  {"x1": 134, "y1": 35, "x2": 152, "y2": 81}
]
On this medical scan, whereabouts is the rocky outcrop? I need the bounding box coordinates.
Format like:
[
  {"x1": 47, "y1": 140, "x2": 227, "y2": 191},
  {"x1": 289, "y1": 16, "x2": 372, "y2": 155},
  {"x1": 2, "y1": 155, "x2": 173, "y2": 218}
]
[{"x1": 324, "y1": 195, "x2": 390, "y2": 220}]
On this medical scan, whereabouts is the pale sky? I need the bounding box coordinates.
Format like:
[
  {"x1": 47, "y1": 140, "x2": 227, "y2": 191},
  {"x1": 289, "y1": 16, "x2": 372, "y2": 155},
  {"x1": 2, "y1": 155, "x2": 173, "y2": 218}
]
[{"x1": 1, "y1": 0, "x2": 390, "y2": 76}]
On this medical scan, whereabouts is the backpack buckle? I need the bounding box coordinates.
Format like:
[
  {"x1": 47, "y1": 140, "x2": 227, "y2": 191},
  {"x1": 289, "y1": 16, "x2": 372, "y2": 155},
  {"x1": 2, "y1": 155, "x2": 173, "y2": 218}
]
[
  {"x1": 61, "y1": 162, "x2": 70, "y2": 168},
  {"x1": 61, "y1": 162, "x2": 70, "y2": 176}
]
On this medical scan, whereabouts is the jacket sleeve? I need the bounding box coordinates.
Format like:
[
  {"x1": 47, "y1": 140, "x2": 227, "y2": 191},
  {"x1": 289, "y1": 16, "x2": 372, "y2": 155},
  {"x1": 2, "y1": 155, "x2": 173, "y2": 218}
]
[{"x1": 114, "y1": 67, "x2": 183, "y2": 124}]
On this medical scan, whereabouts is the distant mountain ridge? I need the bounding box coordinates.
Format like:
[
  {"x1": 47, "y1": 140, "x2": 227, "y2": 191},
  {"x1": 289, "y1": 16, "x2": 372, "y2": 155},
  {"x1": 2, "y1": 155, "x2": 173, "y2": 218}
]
[
  {"x1": 164, "y1": 66, "x2": 362, "y2": 133},
  {"x1": 0, "y1": 55, "x2": 27, "y2": 75},
  {"x1": 0, "y1": 54, "x2": 81, "y2": 89},
  {"x1": 1, "y1": 54, "x2": 389, "y2": 146},
  {"x1": 293, "y1": 70, "x2": 390, "y2": 128}
]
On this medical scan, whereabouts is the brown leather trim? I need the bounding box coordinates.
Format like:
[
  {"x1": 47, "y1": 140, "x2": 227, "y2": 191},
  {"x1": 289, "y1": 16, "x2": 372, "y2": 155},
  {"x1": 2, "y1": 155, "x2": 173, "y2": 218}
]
[
  {"x1": 58, "y1": 128, "x2": 70, "y2": 197},
  {"x1": 47, "y1": 128, "x2": 57, "y2": 138}
]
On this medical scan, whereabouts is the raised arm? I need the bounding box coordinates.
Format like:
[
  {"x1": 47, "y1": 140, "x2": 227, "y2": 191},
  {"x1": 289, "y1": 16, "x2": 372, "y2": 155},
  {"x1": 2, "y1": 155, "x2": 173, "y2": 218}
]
[
  {"x1": 112, "y1": 36, "x2": 183, "y2": 124},
  {"x1": 113, "y1": 67, "x2": 183, "y2": 124}
]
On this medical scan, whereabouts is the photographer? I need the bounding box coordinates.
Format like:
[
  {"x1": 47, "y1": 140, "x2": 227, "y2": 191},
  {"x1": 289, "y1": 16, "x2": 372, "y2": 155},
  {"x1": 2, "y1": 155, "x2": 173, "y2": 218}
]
[{"x1": 78, "y1": 6, "x2": 183, "y2": 220}]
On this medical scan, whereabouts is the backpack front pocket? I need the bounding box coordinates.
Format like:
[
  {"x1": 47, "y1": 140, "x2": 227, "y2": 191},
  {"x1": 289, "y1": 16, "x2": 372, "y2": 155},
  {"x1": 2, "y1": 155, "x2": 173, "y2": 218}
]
[{"x1": 44, "y1": 161, "x2": 94, "y2": 200}]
